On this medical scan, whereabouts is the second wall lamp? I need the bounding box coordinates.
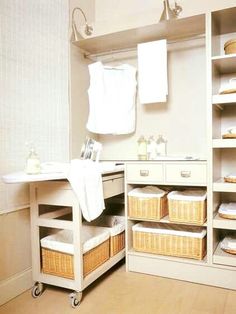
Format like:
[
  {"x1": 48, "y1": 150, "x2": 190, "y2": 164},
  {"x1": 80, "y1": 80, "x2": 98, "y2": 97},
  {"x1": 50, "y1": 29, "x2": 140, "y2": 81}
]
[{"x1": 71, "y1": 7, "x2": 93, "y2": 42}]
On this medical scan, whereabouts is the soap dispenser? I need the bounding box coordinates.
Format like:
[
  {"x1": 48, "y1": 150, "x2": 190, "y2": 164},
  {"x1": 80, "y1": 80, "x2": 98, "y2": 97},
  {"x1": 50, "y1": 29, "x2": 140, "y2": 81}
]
[
  {"x1": 137, "y1": 136, "x2": 147, "y2": 160},
  {"x1": 25, "y1": 147, "x2": 41, "y2": 174},
  {"x1": 156, "y1": 135, "x2": 167, "y2": 156},
  {"x1": 147, "y1": 136, "x2": 157, "y2": 160}
]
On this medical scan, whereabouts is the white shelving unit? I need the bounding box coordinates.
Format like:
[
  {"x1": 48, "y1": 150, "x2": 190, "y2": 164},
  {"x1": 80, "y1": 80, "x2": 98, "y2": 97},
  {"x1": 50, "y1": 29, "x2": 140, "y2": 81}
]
[
  {"x1": 209, "y1": 6, "x2": 236, "y2": 276},
  {"x1": 70, "y1": 7, "x2": 236, "y2": 290}
]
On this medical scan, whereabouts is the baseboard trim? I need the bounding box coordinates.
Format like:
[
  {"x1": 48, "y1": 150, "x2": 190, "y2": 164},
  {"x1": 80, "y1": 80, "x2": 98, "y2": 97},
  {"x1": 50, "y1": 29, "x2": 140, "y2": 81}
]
[{"x1": 0, "y1": 268, "x2": 33, "y2": 306}]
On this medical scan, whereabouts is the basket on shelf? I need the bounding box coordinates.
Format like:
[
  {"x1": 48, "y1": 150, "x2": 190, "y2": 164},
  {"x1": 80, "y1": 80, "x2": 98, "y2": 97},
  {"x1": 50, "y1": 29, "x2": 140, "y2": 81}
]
[
  {"x1": 224, "y1": 39, "x2": 236, "y2": 55},
  {"x1": 132, "y1": 222, "x2": 207, "y2": 260},
  {"x1": 40, "y1": 226, "x2": 110, "y2": 279},
  {"x1": 222, "y1": 133, "x2": 236, "y2": 139},
  {"x1": 128, "y1": 186, "x2": 168, "y2": 220},
  {"x1": 220, "y1": 236, "x2": 236, "y2": 255},
  {"x1": 224, "y1": 174, "x2": 236, "y2": 183},
  {"x1": 218, "y1": 203, "x2": 236, "y2": 220},
  {"x1": 167, "y1": 189, "x2": 207, "y2": 225}
]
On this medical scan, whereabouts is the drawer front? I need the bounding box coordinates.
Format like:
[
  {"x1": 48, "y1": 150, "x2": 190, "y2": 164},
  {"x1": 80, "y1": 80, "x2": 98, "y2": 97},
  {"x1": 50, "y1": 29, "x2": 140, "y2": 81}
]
[
  {"x1": 103, "y1": 177, "x2": 124, "y2": 199},
  {"x1": 126, "y1": 163, "x2": 164, "y2": 183},
  {"x1": 165, "y1": 163, "x2": 207, "y2": 185}
]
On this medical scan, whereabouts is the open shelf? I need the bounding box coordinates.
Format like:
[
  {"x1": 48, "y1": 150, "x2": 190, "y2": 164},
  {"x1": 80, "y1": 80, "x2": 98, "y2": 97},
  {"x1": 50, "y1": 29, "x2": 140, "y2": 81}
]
[
  {"x1": 213, "y1": 178, "x2": 236, "y2": 192},
  {"x1": 213, "y1": 213, "x2": 236, "y2": 230},
  {"x1": 73, "y1": 14, "x2": 205, "y2": 55},
  {"x1": 212, "y1": 7, "x2": 236, "y2": 35},
  {"x1": 213, "y1": 243, "x2": 236, "y2": 267},
  {"x1": 212, "y1": 93, "x2": 236, "y2": 105},
  {"x1": 128, "y1": 215, "x2": 207, "y2": 227},
  {"x1": 212, "y1": 139, "x2": 236, "y2": 148},
  {"x1": 127, "y1": 249, "x2": 207, "y2": 266},
  {"x1": 212, "y1": 54, "x2": 236, "y2": 74}
]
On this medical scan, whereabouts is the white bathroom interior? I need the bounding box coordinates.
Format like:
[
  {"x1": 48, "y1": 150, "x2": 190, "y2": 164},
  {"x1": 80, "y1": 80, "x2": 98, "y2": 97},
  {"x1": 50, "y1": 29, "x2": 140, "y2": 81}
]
[{"x1": 1, "y1": 0, "x2": 236, "y2": 312}]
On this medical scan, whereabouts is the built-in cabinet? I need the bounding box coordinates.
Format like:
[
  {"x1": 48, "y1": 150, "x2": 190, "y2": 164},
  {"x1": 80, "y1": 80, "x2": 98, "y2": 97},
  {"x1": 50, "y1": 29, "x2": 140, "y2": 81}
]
[
  {"x1": 125, "y1": 161, "x2": 208, "y2": 265},
  {"x1": 209, "y1": 7, "x2": 236, "y2": 270},
  {"x1": 71, "y1": 7, "x2": 236, "y2": 289}
]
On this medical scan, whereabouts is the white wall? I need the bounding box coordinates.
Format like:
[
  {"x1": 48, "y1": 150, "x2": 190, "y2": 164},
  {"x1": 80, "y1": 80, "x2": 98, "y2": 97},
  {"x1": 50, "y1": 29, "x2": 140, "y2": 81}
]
[
  {"x1": 98, "y1": 42, "x2": 206, "y2": 160},
  {"x1": 94, "y1": 0, "x2": 236, "y2": 35},
  {"x1": 85, "y1": 0, "x2": 236, "y2": 160}
]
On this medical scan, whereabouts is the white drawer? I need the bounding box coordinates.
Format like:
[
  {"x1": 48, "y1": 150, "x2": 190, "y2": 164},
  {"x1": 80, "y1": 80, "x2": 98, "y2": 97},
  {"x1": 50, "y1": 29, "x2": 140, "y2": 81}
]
[
  {"x1": 165, "y1": 163, "x2": 207, "y2": 185},
  {"x1": 126, "y1": 163, "x2": 164, "y2": 183},
  {"x1": 103, "y1": 175, "x2": 124, "y2": 199}
]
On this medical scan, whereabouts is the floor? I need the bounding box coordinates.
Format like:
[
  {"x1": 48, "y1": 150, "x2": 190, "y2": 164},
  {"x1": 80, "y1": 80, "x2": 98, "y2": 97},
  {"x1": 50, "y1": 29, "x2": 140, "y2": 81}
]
[{"x1": 0, "y1": 261, "x2": 236, "y2": 314}]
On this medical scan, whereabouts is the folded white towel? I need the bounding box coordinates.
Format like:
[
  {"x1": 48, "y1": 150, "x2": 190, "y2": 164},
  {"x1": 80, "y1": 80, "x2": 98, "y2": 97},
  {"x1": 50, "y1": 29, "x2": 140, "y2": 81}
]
[
  {"x1": 132, "y1": 222, "x2": 206, "y2": 239},
  {"x1": 167, "y1": 189, "x2": 207, "y2": 201},
  {"x1": 67, "y1": 159, "x2": 105, "y2": 222},
  {"x1": 40, "y1": 226, "x2": 110, "y2": 254},
  {"x1": 128, "y1": 186, "x2": 166, "y2": 198},
  {"x1": 87, "y1": 62, "x2": 137, "y2": 135},
  {"x1": 220, "y1": 236, "x2": 236, "y2": 251},
  {"x1": 218, "y1": 203, "x2": 236, "y2": 215},
  {"x1": 138, "y1": 39, "x2": 168, "y2": 104}
]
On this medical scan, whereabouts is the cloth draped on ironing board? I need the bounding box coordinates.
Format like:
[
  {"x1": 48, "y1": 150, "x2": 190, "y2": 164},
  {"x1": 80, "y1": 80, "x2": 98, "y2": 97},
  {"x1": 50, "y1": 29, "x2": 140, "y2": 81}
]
[
  {"x1": 67, "y1": 159, "x2": 105, "y2": 222},
  {"x1": 86, "y1": 61, "x2": 137, "y2": 135}
]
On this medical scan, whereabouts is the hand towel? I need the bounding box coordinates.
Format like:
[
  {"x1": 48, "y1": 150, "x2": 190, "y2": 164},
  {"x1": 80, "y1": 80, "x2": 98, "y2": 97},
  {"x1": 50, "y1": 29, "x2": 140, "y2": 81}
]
[
  {"x1": 87, "y1": 62, "x2": 137, "y2": 134},
  {"x1": 67, "y1": 159, "x2": 105, "y2": 222},
  {"x1": 138, "y1": 39, "x2": 168, "y2": 104}
]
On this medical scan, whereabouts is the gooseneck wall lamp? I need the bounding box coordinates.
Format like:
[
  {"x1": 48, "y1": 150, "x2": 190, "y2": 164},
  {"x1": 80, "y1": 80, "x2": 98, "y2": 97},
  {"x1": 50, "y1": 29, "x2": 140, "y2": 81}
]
[
  {"x1": 159, "y1": 0, "x2": 183, "y2": 22},
  {"x1": 71, "y1": 7, "x2": 93, "y2": 42}
]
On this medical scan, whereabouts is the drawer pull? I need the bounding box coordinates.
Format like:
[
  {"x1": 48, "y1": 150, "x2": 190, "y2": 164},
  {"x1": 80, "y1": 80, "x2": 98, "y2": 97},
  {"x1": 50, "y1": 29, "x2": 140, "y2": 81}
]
[
  {"x1": 140, "y1": 170, "x2": 149, "y2": 177},
  {"x1": 180, "y1": 171, "x2": 191, "y2": 178}
]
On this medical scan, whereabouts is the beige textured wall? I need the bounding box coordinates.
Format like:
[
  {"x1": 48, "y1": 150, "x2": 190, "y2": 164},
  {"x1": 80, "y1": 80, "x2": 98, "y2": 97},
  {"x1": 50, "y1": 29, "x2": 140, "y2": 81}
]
[
  {"x1": 0, "y1": 0, "x2": 69, "y2": 301},
  {"x1": 0, "y1": 209, "x2": 31, "y2": 281}
]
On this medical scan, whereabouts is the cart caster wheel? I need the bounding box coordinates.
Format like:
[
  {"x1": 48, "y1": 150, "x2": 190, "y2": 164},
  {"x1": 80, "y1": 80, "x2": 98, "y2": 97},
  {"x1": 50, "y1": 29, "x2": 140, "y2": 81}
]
[
  {"x1": 31, "y1": 282, "x2": 44, "y2": 298},
  {"x1": 69, "y1": 291, "x2": 82, "y2": 308}
]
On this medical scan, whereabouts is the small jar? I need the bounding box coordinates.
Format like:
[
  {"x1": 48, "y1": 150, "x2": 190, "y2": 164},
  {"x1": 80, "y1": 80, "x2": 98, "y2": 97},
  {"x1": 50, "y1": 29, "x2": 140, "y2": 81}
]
[{"x1": 137, "y1": 136, "x2": 147, "y2": 160}]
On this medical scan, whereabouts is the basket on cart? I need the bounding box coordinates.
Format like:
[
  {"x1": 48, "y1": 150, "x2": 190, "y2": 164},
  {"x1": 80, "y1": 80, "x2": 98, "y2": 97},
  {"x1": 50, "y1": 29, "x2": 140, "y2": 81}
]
[
  {"x1": 84, "y1": 215, "x2": 125, "y2": 257},
  {"x1": 40, "y1": 225, "x2": 110, "y2": 279}
]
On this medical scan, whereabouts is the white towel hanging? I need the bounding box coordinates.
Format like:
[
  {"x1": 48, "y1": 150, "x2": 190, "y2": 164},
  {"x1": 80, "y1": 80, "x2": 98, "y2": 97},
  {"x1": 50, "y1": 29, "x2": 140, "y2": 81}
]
[{"x1": 138, "y1": 39, "x2": 168, "y2": 104}]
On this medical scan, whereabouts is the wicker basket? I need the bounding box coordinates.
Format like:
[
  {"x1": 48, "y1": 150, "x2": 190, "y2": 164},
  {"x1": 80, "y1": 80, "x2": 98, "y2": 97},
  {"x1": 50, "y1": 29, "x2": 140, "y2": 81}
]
[
  {"x1": 83, "y1": 215, "x2": 125, "y2": 257},
  {"x1": 224, "y1": 176, "x2": 236, "y2": 183},
  {"x1": 132, "y1": 223, "x2": 206, "y2": 260},
  {"x1": 224, "y1": 39, "x2": 236, "y2": 55},
  {"x1": 128, "y1": 188, "x2": 168, "y2": 220},
  {"x1": 221, "y1": 248, "x2": 236, "y2": 255},
  {"x1": 110, "y1": 231, "x2": 125, "y2": 257},
  {"x1": 219, "y1": 213, "x2": 236, "y2": 220},
  {"x1": 41, "y1": 239, "x2": 110, "y2": 279},
  {"x1": 168, "y1": 190, "x2": 207, "y2": 225}
]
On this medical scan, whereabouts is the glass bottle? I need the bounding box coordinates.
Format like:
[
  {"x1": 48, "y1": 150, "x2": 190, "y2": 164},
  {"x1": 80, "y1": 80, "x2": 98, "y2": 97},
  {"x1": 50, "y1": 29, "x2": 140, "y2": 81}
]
[
  {"x1": 25, "y1": 147, "x2": 41, "y2": 174},
  {"x1": 147, "y1": 136, "x2": 156, "y2": 160},
  {"x1": 137, "y1": 136, "x2": 147, "y2": 160},
  {"x1": 156, "y1": 135, "x2": 167, "y2": 156}
]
